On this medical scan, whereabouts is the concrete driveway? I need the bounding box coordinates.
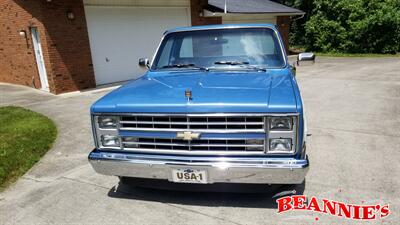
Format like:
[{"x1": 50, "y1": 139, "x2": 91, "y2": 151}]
[{"x1": 0, "y1": 57, "x2": 399, "y2": 224}]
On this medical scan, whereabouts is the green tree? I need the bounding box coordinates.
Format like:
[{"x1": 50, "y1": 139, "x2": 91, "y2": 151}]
[
  {"x1": 303, "y1": 0, "x2": 400, "y2": 53},
  {"x1": 274, "y1": 0, "x2": 400, "y2": 53},
  {"x1": 271, "y1": 0, "x2": 315, "y2": 46}
]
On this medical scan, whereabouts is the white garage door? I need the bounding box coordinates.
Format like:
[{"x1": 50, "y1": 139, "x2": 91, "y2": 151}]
[{"x1": 85, "y1": 6, "x2": 190, "y2": 85}]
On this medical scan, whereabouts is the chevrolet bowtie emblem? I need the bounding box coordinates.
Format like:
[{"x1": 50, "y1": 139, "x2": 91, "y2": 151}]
[{"x1": 176, "y1": 131, "x2": 200, "y2": 141}]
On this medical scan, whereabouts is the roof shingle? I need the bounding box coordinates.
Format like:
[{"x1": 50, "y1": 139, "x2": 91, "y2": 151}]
[{"x1": 208, "y1": 0, "x2": 304, "y2": 14}]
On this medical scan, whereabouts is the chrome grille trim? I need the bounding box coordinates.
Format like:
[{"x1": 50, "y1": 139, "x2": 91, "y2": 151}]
[
  {"x1": 123, "y1": 142, "x2": 264, "y2": 148},
  {"x1": 92, "y1": 113, "x2": 300, "y2": 117},
  {"x1": 92, "y1": 113, "x2": 300, "y2": 156},
  {"x1": 121, "y1": 137, "x2": 265, "y2": 155},
  {"x1": 118, "y1": 149, "x2": 265, "y2": 156},
  {"x1": 120, "y1": 121, "x2": 264, "y2": 125},
  {"x1": 119, "y1": 115, "x2": 265, "y2": 133},
  {"x1": 119, "y1": 128, "x2": 264, "y2": 133}
]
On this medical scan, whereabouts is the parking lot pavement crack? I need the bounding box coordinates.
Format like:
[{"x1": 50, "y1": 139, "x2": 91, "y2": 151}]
[
  {"x1": 22, "y1": 176, "x2": 52, "y2": 183},
  {"x1": 109, "y1": 185, "x2": 246, "y2": 225},
  {"x1": 309, "y1": 126, "x2": 399, "y2": 138},
  {"x1": 21, "y1": 96, "x2": 76, "y2": 107},
  {"x1": 162, "y1": 203, "x2": 245, "y2": 225},
  {"x1": 60, "y1": 176, "x2": 111, "y2": 190},
  {"x1": 60, "y1": 177, "x2": 244, "y2": 225}
]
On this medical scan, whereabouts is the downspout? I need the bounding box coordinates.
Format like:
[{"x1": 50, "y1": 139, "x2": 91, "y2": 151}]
[
  {"x1": 291, "y1": 14, "x2": 304, "y2": 21},
  {"x1": 224, "y1": 0, "x2": 227, "y2": 14}
]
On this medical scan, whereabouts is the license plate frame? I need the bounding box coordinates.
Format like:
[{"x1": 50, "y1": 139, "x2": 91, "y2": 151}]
[{"x1": 171, "y1": 168, "x2": 208, "y2": 184}]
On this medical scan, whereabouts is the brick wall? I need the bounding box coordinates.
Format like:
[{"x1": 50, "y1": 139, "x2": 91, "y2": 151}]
[
  {"x1": 0, "y1": 0, "x2": 291, "y2": 94},
  {"x1": 276, "y1": 16, "x2": 290, "y2": 53},
  {"x1": 0, "y1": 0, "x2": 95, "y2": 94},
  {"x1": 0, "y1": 0, "x2": 43, "y2": 90}
]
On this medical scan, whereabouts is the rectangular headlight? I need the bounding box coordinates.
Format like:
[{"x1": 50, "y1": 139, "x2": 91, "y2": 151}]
[
  {"x1": 270, "y1": 117, "x2": 292, "y2": 131},
  {"x1": 98, "y1": 116, "x2": 118, "y2": 129},
  {"x1": 269, "y1": 138, "x2": 292, "y2": 152},
  {"x1": 101, "y1": 135, "x2": 120, "y2": 147}
]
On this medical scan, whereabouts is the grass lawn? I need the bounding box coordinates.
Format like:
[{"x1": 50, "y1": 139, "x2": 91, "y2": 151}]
[{"x1": 0, "y1": 106, "x2": 57, "y2": 191}]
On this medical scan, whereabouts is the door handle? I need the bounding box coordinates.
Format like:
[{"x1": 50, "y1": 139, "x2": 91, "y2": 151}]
[{"x1": 106, "y1": 57, "x2": 110, "y2": 62}]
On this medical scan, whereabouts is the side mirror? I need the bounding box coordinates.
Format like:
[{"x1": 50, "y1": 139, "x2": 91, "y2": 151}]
[
  {"x1": 296, "y1": 52, "x2": 315, "y2": 66},
  {"x1": 139, "y1": 58, "x2": 150, "y2": 69}
]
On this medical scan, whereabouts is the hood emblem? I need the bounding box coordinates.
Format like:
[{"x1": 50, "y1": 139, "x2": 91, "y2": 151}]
[
  {"x1": 176, "y1": 131, "x2": 200, "y2": 141},
  {"x1": 185, "y1": 89, "x2": 192, "y2": 101}
]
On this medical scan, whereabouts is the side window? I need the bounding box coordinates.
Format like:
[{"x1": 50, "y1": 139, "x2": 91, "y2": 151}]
[
  {"x1": 179, "y1": 36, "x2": 193, "y2": 58},
  {"x1": 157, "y1": 38, "x2": 174, "y2": 67}
]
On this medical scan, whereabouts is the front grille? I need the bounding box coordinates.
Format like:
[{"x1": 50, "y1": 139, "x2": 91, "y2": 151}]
[
  {"x1": 121, "y1": 137, "x2": 265, "y2": 154},
  {"x1": 111, "y1": 114, "x2": 268, "y2": 155},
  {"x1": 119, "y1": 115, "x2": 265, "y2": 133}
]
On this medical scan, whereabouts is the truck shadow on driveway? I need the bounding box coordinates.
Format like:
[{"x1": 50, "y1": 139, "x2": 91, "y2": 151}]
[{"x1": 107, "y1": 179, "x2": 305, "y2": 209}]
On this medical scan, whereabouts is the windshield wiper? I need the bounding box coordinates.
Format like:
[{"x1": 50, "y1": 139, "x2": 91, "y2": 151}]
[
  {"x1": 213, "y1": 61, "x2": 267, "y2": 72},
  {"x1": 160, "y1": 64, "x2": 208, "y2": 71},
  {"x1": 242, "y1": 65, "x2": 267, "y2": 72},
  {"x1": 214, "y1": 60, "x2": 250, "y2": 65}
]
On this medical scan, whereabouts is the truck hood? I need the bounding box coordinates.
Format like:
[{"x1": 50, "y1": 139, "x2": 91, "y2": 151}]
[{"x1": 91, "y1": 69, "x2": 298, "y2": 113}]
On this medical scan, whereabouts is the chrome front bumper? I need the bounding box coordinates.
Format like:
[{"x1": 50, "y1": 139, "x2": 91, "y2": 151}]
[{"x1": 88, "y1": 149, "x2": 309, "y2": 184}]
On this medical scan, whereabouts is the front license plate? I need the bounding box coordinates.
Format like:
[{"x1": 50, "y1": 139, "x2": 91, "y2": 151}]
[{"x1": 172, "y1": 168, "x2": 207, "y2": 184}]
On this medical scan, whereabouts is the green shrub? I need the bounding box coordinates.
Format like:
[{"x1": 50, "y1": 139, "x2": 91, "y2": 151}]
[
  {"x1": 283, "y1": 0, "x2": 400, "y2": 54},
  {"x1": 304, "y1": 0, "x2": 400, "y2": 54}
]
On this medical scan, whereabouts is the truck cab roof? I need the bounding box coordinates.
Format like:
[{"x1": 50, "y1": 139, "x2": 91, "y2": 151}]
[{"x1": 165, "y1": 23, "x2": 277, "y2": 35}]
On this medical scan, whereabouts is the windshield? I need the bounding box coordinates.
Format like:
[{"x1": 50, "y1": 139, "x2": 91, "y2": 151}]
[{"x1": 151, "y1": 28, "x2": 286, "y2": 71}]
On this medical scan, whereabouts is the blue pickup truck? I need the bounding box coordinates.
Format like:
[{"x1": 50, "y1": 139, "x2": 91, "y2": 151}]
[{"x1": 88, "y1": 24, "x2": 314, "y2": 186}]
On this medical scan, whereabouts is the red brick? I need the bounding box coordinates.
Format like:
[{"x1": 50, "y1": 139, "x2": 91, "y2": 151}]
[
  {"x1": 276, "y1": 16, "x2": 290, "y2": 53},
  {"x1": 0, "y1": 0, "x2": 95, "y2": 94}
]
